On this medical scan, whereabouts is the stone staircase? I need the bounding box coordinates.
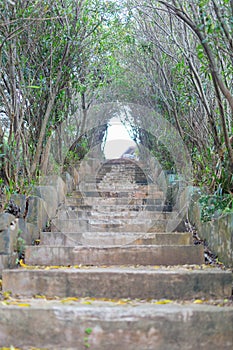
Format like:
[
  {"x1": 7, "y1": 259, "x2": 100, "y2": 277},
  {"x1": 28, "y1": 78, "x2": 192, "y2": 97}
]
[{"x1": 0, "y1": 159, "x2": 232, "y2": 349}]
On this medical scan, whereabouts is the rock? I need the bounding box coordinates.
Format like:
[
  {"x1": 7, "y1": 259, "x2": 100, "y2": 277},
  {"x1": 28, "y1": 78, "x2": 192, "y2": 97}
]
[
  {"x1": 62, "y1": 171, "x2": 75, "y2": 193},
  {"x1": 10, "y1": 194, "x2": 27, "y2": 216},
  {"x1": 0, "y1": 213, "x2": 19, "y2": 273},
  {"x1": 0, "y1": 213, "x2": 18, "y2": 254},
  {"x1": 5, "y1": 199, "x2": 21, "y2": 218},
  {"x1": 26, "y1": 196, "x2": 48, "y2": 231},
  {"x1": 40, "y1": 176, "x2": 67, "y2": 204},
  {"x1": 33, "y1": 185, "x2": 58, "y2": 219}
]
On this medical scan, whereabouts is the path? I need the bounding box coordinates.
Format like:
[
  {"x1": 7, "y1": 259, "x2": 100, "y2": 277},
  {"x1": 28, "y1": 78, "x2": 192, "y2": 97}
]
[{"x1": 0, "y1": 159, "x2": 232, "y2": 349}]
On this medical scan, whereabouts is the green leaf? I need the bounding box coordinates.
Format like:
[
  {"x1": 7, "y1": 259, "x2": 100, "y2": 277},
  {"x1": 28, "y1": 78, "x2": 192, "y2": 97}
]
[
  {"x1": 27, "y1": 85, "x2": 41, "y2": 89},
  {"x1": 85, "y1": 327, "x2": 93, "y2": 335}
]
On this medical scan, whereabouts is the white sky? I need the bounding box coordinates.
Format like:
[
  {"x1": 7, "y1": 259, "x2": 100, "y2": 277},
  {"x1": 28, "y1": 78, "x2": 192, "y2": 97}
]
[{"x1": 104, "y1": 117, "x2": 136, "y2": 159}]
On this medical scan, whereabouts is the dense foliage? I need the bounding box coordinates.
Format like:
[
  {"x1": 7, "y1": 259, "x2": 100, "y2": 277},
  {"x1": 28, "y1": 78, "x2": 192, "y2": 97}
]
[
  {"x1": 0, "y1": 0, "x2": 233, "y2": 204},
  {"x1": 121, "y1": 0, "x2": 233, "y2": 194},
  {"x1": 0, "y1": 0, "x2": 127, "y2": 184}
]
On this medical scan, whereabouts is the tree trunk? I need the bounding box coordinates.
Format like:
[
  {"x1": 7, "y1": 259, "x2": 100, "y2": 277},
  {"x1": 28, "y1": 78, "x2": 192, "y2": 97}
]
[
  {"x1": 30, "y1": 42, "x2": 70, "y2": 177},
  {"x1": 40, "y1": 134, "x2": 52, "y2": 176}
]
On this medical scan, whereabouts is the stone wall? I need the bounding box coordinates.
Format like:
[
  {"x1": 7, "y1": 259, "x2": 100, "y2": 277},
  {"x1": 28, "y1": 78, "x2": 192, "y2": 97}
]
[
  {"x1": 0, "y1": 214, "x2": 19, "y2": 273},
  {"x1": 183, "y1": 187, "x2": 233, "y2": 268},
  {"x1": 0, "y1": 174, "x2": 74, "y2": 275}
]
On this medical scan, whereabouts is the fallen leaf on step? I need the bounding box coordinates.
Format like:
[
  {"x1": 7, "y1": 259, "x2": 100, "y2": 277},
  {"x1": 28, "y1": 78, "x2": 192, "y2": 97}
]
[
  {"x1": 193, "y1": 299, "x2": 204, "y2": 304},
  {"x1": 34, "y1": 295, "x2": 47, "y2": 299},
  {"x1": 46, "y1": 265, "x2": 61, "y2": 269},
  {"x1": 15, "y1": 303, "x2": 31, "y2": 307},
  {"x1": 81, "y1": 301, "x2": 92, "y2": 305},
  {"x1": 3, "y1": 291, "x2": 12, "y2": 300},
  {"x1": 61, "y1": 297, "x2": 79, "y2": 303},
  {"x1": 19, "y1": 259, "x2": 27, "y2": 267},
  {"x1": 154, "y1": 300, "x2": 173, "y2": 305},
  {"x1": 1, "y1": 301, "x2": 30, "y2": 307}
]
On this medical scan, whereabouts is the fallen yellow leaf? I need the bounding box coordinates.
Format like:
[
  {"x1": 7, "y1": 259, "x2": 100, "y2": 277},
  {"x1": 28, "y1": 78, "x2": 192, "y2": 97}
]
[
  {"x1": 193, "y1": 299, "x2": 204, "y2": 304},
  {"x1": 2, "y1": 301, "x2": 31, "y2": 307},
  {"x1": 81, "y1": 301, "x2": 92, "y2": 305},
  {"x1": 45, "y1": 265, "x2": 62, "y2": 270},
  {"x1": 34, "y1": 295, "x2": 47, "y2": 299},
  {"x1": 61, "y1": 297, "x2": 79, "y2": 303},
  {"x1": 154, "y1": 300, "x2": 173, "y2": 305},
  {"x1": 3, "y1": 291, "x2": 12, "y2": 300},
  {"x1": 16, "y1": 303, "x2": 31, "y2": 307},
  {"x1": 19, "y1": 259, "x2": 27, "y2": 268}
]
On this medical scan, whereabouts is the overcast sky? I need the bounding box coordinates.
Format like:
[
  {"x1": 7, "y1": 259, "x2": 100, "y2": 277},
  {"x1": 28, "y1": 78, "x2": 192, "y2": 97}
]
[{"x1": 104, "y1": 117, "x2": 136, "y2": 159}]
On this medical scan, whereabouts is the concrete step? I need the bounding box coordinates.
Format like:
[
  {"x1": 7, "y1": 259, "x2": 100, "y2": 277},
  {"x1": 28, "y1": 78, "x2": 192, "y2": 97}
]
[
  {"x1": 73, "y1": 192, "x2": 164, "y2": 200},
  {"x1": 90, "y1": 207, "x2": 174, "y2": 216},
  {"x1": 51, "y1": 218, "x2": 179, "y2": 232},
  {"x1": 97, "y1": 184, "x2": 159, "y2": 190},
  {"x1": 64, "y1": 203, "x2": 170, "y2": 212},
  {"x1": 79, "y1": 182, "x2": 157, "y2": 192},
  {"x1": 65, "y1": 197, "x2": 164, "y2": 206},
  {"x1": 24, "y1": 245, "x2": 205, "y2": 266},
  {"x1": 40, "y1": 231, "x2": 193, "y2": 246},
  {"x1": 1, "y1": 301, "x2": 232, "y2": 350},
  {"x1": 73, "y1": 191, "x2": 147, "y2": 198},
  {"x1": 2, "y1": 266, "x2": 231, "y2": 299},
  {"x1": 57, "y1": 208, "x2": 176, "y2": 220},
  {"x1": 71, "y1": 188, "x2": 161, "y2": 197}
]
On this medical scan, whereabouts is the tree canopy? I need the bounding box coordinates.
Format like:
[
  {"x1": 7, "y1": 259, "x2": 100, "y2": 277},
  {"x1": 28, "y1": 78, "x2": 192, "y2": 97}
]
[{"x1": 0, "y1": 0, "x2": 233, "y2": 196}]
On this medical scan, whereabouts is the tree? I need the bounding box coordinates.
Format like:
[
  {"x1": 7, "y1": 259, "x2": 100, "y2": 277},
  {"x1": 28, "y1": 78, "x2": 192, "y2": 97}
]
[
  {"x1": 0, "y1": 0, "x2": 128, "y2": 184},
  {"x1": 122, "y1": 0, "x2": 233, "y2": 192}
]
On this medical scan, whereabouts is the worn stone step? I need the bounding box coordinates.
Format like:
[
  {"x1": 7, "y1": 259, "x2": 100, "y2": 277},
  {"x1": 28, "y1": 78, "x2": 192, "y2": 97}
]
[
  {"x1": 51, "y1": 218, "x2": 180, "y2": 233},
  {"x1": 80, "y1": 183, "x2": 158, "y2": 192},
  {"x1": 97, "y1": 184, "x2": 159, "y2": 190},
  {"x1": 57, "y1": 208, "x2": 176, "y2": 220},
  {"x1": 24, "y1": 245, "x2": 204, "y2": 266},
  {"x1": 40, "y1": 231, "x2": 193, "y2": 246},
  {"x1": 65, "y1": 197, "x2": 164, "y2": 206},
  {"x1": 74, "y1": 186, "x2": 159, "y2": 193},
  {"x1": 64, "y1": 203, "x2": 170, "y2": 212},
  {"x1": 1, "y1": 302, "x2": 233, "y2": 350},
  {"x1": 98, "y1": 174, "x2": 146, "y2": 181},
  {"x1": 77, "y1": 193, "x2": 164, "y2": 201},
  {"x1": 74, "y1": 187, "x2": 148, "y2": 194},
  {"x1": 90, "y1": 209, "x2": 175, "y2": 219},
  {"x1": 2, "y1": 266, "x2": 232, "y2": 299}
]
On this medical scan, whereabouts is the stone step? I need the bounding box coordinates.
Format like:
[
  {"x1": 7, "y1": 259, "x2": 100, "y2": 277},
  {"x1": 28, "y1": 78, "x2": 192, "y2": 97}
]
[
  {"x1": 24, "y1": 245, "x2": 204, "y2": 266},
  {"x1": 51, "y1": 218, "x2": 180, "y2": 233},
  {"x1": 54, "y1": 217, "x2": 171, "y2": 225},
  {"x1": 64, "y1": 203, "x2": 170, "y2": 212},
  {"x1": 56, "y1": 208, "x2": 176, "y2": 220},
  {"x1": 70, "y1": 191, "x2": 164, "y2": 200},
  {"x1": 79, "y1": 183, "x2": 158, "y2": 191},
  {"x1": 40, "y1": 231, "x2": 193, "y2": 246},
  {"x1": 97, "y1": 177, "x2": 144, "y2": 183},
  {"x1": 1, "y1": 301, "x2": 232, "y2": 350},
  {"x1": 72, "y1": 186, "x2": 162, "y2": 194},
  {"x1": 2, "y1": 266, "x2": 231, "y2": 299},
  {"x1": 65, "y1": 197, "x2": 164, "y2": 206}
]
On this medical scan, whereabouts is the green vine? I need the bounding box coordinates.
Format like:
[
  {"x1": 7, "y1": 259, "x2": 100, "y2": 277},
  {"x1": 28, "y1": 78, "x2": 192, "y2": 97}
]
[{"x1": 199, "y1": 194, "x2": 233, "y2": 222}]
